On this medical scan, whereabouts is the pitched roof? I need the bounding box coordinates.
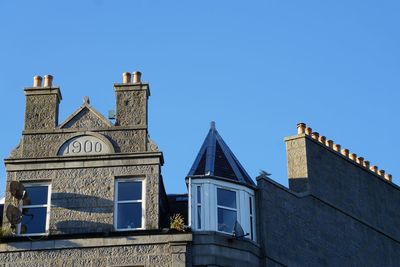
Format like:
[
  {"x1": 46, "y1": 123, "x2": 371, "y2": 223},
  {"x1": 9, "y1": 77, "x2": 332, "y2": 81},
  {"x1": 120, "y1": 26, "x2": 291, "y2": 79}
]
[
  {"x1": 187, "y1": 122, "x2": 256, "y2": 187},
  {"x1": 58, "y1": 96, "x2": 113, "y2": 129}
]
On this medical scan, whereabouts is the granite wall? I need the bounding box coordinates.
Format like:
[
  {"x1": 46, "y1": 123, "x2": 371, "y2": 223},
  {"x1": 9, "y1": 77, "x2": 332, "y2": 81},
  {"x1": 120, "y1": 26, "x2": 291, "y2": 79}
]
[
  {"x1": 286, "y1": 134, "x2": 400, "y2": 241},
  {"x1": 257, "y1": 177, "x2": 400, "y2": 267},
  {"x1": 0, "y1": 233, "x2": 191, "y2": 267}
]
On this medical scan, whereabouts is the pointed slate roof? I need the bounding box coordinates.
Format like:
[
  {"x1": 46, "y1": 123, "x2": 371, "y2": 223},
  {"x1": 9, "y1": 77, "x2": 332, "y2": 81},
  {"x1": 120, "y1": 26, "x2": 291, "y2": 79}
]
[{"x1": 188, "y1": 122, "x2": 256, "y2": 187}]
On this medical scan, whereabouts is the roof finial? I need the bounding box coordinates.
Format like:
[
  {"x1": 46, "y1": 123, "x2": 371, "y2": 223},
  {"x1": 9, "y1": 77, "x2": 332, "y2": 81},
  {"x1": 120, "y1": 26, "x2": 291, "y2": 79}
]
[
  {"x1": 83, "y1": 96, "x2": 90, "y2": 105},
  {"x1": 210, "y1": 121, "x2": 216, "y2": 130}
]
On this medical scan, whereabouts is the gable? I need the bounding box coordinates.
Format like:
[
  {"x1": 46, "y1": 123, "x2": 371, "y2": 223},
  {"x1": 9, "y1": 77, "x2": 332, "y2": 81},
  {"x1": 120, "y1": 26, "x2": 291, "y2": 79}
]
[{"x1": 59, "y1": 101, "x2": 113, "y2": 130}]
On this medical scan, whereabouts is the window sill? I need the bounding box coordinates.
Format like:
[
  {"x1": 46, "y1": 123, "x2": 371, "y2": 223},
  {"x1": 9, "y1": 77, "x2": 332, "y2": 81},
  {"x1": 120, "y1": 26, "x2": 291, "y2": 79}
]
[{"x1": 114, "y1": 227, "x2": 145, "y2": 232}]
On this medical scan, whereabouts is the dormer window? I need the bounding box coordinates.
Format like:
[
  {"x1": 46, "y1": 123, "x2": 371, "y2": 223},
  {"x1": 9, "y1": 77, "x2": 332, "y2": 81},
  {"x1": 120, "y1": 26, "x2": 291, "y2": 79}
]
[{"x1": 114, "y1": 179, "x2": 145, "y2": 230}]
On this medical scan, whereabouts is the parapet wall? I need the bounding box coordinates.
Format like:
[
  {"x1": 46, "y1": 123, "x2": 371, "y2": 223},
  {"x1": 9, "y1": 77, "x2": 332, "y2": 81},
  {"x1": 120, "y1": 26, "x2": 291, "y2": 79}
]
[{"x1": 285, "y1": 123, "x2": 400, "y2": 241}]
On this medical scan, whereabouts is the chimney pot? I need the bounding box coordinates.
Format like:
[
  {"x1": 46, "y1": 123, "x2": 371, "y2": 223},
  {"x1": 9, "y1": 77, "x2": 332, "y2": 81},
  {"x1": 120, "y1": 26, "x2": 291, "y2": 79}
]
[
  {"x1": 356, "y1": 157, "x2": 364, "y2": 165},
  {"x1": 305, "y1": 127, "x2": 312, "y2": 135},
  {"x1": 325, "y1": 140, "x2": 333, "y2": 148},
  {"x1": 349, "y1": 153, "x2": 357, "y2": 161},
  {"x1": 363, "y1": 160, "x2": 370, "y2": 168},
  {"x1": 377, "y1": 169, "x2": 385, "y2": 177},
  {"x1": 318, "y1": 136, "x2": 326, "y2": 144},
  {"x1": 297, "y1": 123, "x2": 306, "y2": 135},
  {"x1": 385, "y1": 174, "x2": 392, "y2": 181},
  {"x1": 33, "y1": 75, "x2": 43, "y2": 87},
  {"x1": 333, "y1": 144, "x2": 341, "y2": 152},
  {"x1": 122, "y1": 72, "x2": 132, "y2": 84},
  {"x1": 311, "y1": 132, "x2": 319, "y2": 140},
  {"x1": 43, "y1": 75, "x2": 53, "y2": 87},
  {"x1": 341, "y1": 149, "x2": 349, "y2": 157},
  {"x1": 370, "y1": 165, "x2": 378, "y2": 173},
  {"x1": 133, "y1": 71, "x2": 142, "y2": 83}
]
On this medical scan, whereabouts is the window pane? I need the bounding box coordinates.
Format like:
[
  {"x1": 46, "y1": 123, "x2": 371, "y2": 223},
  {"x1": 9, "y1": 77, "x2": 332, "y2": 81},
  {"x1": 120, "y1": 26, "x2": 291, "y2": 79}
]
[
  {"x1": 24, "y1": 186, "x2": 48, "y2": 205},
  {"x1": 250, "y1": 217, "x2": 254, "y2": 240},
  {"x1": 217, "y1": 188, "x2": 236, "y2": 208},
  {"x1": 197, "y1": 186, "x2": 201, "y2": 204},
  {"x1": 218, "y1": 208, "x2": 237, "y2": 233},
  {"x1": 197, "y1": 206, "x2": 201, "y2": 229},
  {"x1": 118, "y1": 181, "x2": 142, "y2": 201},
  {"x1": 20, "y1": 207, "x2": 46, "y2": 234},
  {"x1": 117, "y1": 202, "x2": 142, "y2": 229},
  {"x1": 249, "y1": 197, "x2": 253, "y2": 215}
]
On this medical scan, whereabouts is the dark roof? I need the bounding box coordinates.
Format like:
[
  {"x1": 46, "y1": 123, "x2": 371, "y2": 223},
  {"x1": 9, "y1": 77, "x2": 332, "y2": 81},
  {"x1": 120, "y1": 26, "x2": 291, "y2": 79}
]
[
  {"x1": 187, "y1": 122, "x2": 256, "y2": 187},
  {"x1": 167, "y1": 194, "x2": 188, "y2": 225}
]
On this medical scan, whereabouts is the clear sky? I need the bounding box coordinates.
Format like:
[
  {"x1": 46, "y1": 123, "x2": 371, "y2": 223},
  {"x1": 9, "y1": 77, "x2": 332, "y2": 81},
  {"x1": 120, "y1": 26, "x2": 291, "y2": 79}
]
[{"x1": 0, "y1": 1, "x2": 399, "y2": 195}]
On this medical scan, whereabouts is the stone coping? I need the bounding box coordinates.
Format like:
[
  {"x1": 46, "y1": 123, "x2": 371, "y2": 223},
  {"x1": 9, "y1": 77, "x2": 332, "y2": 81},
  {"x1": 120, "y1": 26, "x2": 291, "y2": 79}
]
[
  {"x1": 22, "y1": 125, "x2": 148, "y2": 135},
  {"x1": 6, "y1": 152, "x2": 163, "y2": 163},
  {"x1": 0, "y1": 232, "x2": 192, "y2": 252},
  {"x1": 5, "y1": 152, "x2": 164, "y2": 172}
]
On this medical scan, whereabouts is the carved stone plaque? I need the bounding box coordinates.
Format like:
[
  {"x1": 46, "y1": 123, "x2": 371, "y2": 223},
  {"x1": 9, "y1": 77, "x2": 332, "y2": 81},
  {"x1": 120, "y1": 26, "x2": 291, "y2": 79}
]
[{"x1": 58, "y1": 135, "x2": 112, "y2": 156}]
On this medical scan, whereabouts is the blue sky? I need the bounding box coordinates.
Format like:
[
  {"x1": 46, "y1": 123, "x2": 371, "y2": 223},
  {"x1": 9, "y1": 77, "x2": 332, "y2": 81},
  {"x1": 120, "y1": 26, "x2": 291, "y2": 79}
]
[{"x1": 0, "y1": 1, "x2": 399, "y2": 195}]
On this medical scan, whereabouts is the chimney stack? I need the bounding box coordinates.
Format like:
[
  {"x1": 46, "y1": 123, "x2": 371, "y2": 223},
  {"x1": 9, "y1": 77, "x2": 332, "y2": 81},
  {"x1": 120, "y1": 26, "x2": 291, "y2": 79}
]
[
  {"x1": 24, "y1": 74, "x2": 61, "y2": 130},
  {"x1": 114, "y1": 71, "x2": 149, "y2": 127}
]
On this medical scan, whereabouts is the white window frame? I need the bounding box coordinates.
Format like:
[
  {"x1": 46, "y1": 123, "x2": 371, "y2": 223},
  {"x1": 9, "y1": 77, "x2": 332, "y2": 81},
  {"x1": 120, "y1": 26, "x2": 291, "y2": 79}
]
[
  {"x1": 249, "y1": 195, "x2": 255, "y2": 240},
  {"x1": 114, "y1": 178, "x2": 146, "y2": 231},
  {"x1": 216, "y1": 187, "x2": 238, "y2": 235},
  {"x1": 190, "y1": 178, "x2": 256, "y2": 242},
  {"x1": 17, "y1": 182, "x2": 51, "y2": 236}
]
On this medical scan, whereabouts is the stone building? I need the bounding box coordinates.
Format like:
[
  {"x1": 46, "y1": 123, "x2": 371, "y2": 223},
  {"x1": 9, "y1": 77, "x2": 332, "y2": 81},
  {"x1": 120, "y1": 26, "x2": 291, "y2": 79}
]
[{"x1": 0, "y1": 72, "x2": 399, "y2": 266}]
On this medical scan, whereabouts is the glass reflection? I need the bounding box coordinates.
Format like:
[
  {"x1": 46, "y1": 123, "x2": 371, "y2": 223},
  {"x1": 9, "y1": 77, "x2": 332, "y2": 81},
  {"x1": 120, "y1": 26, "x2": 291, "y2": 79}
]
[
  {"x1": 217, "y1": 208, "x2": 237, "y2": 233},
  {"x1": 21, "y1": 207, "x2": 46, "y2": 234},
  {"x1": 117, "y1": 203, "x2": 142, "y2": 229},
  {"x1": 118, "y1": 182, "x2": 142, "y2": 201},
  {"x1": 24, "y1": 186, "x2": 48, "y2": 205},
  {"x1": 217, "y1": 188, "x2": 236, "y2": 208}
]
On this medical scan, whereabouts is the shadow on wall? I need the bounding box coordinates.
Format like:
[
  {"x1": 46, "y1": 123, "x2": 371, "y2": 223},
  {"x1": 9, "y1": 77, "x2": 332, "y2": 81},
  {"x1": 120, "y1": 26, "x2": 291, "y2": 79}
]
[
  {"x1": 52, "y1": 192, "x2": 113, "y2": 213},
  {"x1": 288, "y1": 178, "x2": 309, "y2": 193},
  {"x1": 55, "y1": 220, "x2": 113, "y2": 234}
]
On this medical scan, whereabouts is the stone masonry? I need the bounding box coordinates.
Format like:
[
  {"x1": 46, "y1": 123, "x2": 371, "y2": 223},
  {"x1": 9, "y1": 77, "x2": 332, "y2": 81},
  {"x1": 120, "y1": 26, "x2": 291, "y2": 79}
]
[
  {"x1": 1, "y1": 73, "x2": 399, "y2": 266},
  {"x1": 0, "y1": 73, "x2": 192, "y2": 267}
]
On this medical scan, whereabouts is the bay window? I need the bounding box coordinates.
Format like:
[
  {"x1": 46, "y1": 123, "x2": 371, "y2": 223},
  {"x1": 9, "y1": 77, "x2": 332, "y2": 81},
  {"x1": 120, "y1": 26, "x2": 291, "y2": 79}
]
[{"x1": 190, "y1": 179, "x2": 256, "y2": 242}]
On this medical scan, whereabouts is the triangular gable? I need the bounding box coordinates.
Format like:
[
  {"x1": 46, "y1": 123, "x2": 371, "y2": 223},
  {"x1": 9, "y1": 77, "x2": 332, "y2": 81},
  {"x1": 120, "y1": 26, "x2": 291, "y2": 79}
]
[
  {"x1": 58, "y1": 97, "x2": 113, "y2": 129},
  {"x1": 188, "y1": 122, "x2": 255, "y2": 187}
]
